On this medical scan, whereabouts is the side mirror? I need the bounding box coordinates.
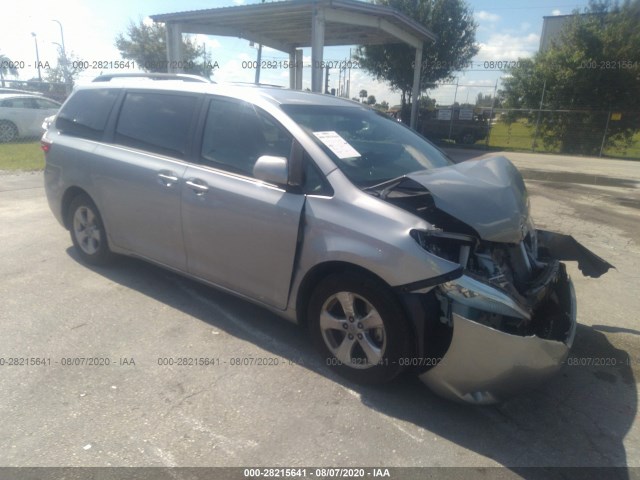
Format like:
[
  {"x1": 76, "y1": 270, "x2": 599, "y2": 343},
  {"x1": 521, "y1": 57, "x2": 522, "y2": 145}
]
[{"x1": 253, "y1": 155, "x2": 289, "y2": 187}]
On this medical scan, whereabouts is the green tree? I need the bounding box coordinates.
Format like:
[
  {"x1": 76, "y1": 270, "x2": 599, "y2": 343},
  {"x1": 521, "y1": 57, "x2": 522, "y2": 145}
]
[
  {"x1": 0, "y1": 54, "x2": 19, "y2": 88},
  {"x1": 501, "y1": 0, "x2": 640, "y2": 154},
  {"x1": 45, "y1": 47, "x2": 86, "y2": 86},
  {"x1": 359, "y1": 89, "x2": 368, "y2": 102},
  {"x1": 38, "y1": 48, "x2": 87, "y2": 99},
  {"x1": 355, "y1": 0, "x2": 478, "y2": 106},
  {"x1": 419, "y1": 95, "x2": 436, "y2": 110},
  {"x1": 476, "y1": 93, "x2": 497, "y2": 108},
  {"x1": 115, "y1": 20, "x2": 212, "y2": 77},
  {"x1": 366, "y1": 95, "x2": 376, "y2": 105},
  {"x1": 374, "y1": 100, "x2": 390, "y2": 111}
]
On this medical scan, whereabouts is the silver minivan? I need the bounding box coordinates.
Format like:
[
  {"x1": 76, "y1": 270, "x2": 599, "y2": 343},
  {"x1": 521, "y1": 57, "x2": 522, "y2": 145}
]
[{"x1": 43, "y1": 79, "x2": 612, "y2": 404}]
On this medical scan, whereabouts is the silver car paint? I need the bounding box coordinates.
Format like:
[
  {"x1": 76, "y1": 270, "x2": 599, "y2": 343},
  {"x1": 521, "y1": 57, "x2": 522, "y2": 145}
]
[
  {"x1": 420, "y1": 273, "x2": 577, "y2": 404},
  {"x1": 44, "y1": 82, "x2": 610, "y2": 404},
  {"x1": 181, "y1": 163, "x2": 305, "y2": 310},
  {"x1": 407, "y1": 156, "x2": 530, "y2": 243},
  {"x1": 92, "y1": 144, "x2": 188, "y2": 270},
  {"x1": 284, "y1": 167, "x2": 463, "y2": 318}
]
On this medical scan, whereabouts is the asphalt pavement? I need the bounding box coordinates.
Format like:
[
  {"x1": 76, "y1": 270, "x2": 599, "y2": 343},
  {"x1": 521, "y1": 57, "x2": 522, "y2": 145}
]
[{"x1": 0, "y1": 150, "x2": 639, "y2": 475}]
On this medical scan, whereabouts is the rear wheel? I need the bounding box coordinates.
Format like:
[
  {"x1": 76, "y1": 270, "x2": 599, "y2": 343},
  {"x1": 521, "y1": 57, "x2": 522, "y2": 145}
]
[
  {"x1": 67, "y1": 194, "x2": 113, "y2": 265},
  {"x1": 457, "y1": 130, "x2": 475, "y2": 145},
  {"x1": 308, "y1": 272, "x2": 412, "y2": 384},
  {"x1": 0, "y1": 121, "x2": 18, "y2": 143}
]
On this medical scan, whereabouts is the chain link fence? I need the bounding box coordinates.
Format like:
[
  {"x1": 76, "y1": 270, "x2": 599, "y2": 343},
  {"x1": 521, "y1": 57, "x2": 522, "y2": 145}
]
[
  {"x1": 418, "y1": 78, "x2": 640, "y2": 160},
  {"x1": 485, "y1": 108, "x2": 640, "y2": 159}
]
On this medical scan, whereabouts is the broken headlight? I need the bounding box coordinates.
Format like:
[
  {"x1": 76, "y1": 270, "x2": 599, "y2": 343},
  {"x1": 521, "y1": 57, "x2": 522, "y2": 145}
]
[{"x1": 411, "y1": 229, "x2": 478, "y2": 267}]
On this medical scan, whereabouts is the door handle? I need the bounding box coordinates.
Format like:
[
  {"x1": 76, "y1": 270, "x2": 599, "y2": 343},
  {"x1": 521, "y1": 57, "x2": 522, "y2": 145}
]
[
  {"x1": 158, "y1": 171, "x2": 179, "y2": 186},
  {"x1": 185, "y1": 179, "x2": 209, "y2": 194}
]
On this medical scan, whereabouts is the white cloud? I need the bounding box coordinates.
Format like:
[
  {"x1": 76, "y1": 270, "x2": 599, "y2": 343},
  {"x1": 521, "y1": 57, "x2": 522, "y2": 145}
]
[
  {"x1": 233, "y1": 0, "x2": 245, "y2": 4},
  {"x1": 475, "y1": 11, "x2": 500, "y2": 22},
  {"x1": 552, "y1": 9, "x2": 562, "y2": 15},
  {"x1": 0, "y1": 0, "x2": 121, "y2": 83},
  {"x1": 345, "y1": 69, "x2": 398, "y2": 105},
  {"x1": 476, "y1": 33, "x2": 540, "y2": 61},
  {"x1": 190, "y1": 35, "x2": 222, "y2": 50}
]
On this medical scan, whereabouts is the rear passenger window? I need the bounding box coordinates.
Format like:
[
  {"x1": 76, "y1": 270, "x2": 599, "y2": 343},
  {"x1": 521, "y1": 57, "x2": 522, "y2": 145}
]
[
  {"x1": 115, "y1": 92, "x2": 197, "y2": 159},
  {"x1": 200, "y1": 98, "x2": 292, "y2": 177},
  {"x1": 56, "y1": 89, "x2": 118, "y2": 141}
]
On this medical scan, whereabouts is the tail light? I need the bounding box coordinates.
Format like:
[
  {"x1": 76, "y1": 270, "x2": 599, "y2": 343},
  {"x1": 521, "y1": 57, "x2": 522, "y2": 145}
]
[{"x1": 41, "y1": 138, "x2": 52, "y2": 154}]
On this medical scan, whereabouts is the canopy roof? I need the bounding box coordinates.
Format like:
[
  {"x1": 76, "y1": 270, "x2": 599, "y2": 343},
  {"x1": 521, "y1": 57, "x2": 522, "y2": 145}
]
[
  {"x1": 151, "y1": 0, "x2": 436, "y2": 128},
  {"x1": 151, "y1": 0, "x2": 436, "y2": 52}
]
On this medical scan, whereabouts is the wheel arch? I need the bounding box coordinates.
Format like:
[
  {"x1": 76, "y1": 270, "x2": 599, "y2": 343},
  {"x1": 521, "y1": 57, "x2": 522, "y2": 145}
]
[
  {"x1": 61, "y1": 187, "x2": 93, "y2": 230},
  {"x1": 295, "y1": 261, "x2": 392, "y2": 328},
  {"x1": 299, "y1": 261, "x2": 428, "y2": 350}
]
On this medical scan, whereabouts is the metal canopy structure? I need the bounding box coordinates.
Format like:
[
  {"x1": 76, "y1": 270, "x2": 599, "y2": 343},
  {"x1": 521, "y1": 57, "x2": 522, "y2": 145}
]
[{"x1": 151, "y1": 0, "x2": 436, "y2": 128}]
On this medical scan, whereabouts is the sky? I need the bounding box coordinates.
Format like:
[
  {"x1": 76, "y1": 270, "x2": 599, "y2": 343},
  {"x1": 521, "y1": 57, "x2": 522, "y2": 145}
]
[{"x1": 1, "y1": 0, "x2": 593, "y2": 106}]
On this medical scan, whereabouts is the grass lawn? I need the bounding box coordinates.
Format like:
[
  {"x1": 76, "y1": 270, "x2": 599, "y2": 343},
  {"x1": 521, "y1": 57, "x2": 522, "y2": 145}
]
[
  {"x1": 487, "y1": 119, "x2": 640, "y2": 159},
  {"x1": 0, "y1": 142, "x2": 44, "y2": 171}
]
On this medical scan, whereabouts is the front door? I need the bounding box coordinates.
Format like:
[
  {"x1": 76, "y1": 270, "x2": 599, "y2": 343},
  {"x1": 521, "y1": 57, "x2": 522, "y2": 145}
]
[{"x1": 181, "y1": 97, "x2": 304, "y2": 309}]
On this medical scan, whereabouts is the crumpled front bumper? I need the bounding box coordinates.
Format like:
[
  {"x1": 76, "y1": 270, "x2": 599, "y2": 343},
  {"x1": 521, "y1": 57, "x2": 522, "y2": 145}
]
[{"x1": 418, "y1": 265, "x2": 577, "y2": 405}]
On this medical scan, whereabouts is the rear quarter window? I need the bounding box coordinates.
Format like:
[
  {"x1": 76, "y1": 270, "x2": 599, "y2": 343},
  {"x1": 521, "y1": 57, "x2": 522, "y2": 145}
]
[
  {"x1": 114, "y1": 92, "x2": 197, "y2": 159},
  {"x1": 56, "y1": 89, "x2": 119, "y2": 141}
]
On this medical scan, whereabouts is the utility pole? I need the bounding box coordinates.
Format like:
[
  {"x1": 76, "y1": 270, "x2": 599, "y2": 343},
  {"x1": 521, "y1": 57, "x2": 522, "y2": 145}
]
[
  {"x1": 52, "y1": 19, "x2": 69, "y2": 93},
  {"x1": 531, "y1": 79, "x2": 546, "y2": 152},
  {"x1": 31, "y1": 33, "x2": 42, "y2": 82},
  {"x1": 485, "y1": 79, "x2": 499, "y2": 148}
]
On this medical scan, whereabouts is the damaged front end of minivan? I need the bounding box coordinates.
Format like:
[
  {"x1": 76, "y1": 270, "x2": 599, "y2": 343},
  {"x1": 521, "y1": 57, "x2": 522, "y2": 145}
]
[{"x1": 374, "y1": 156, "x2": 613, "y2": 404}]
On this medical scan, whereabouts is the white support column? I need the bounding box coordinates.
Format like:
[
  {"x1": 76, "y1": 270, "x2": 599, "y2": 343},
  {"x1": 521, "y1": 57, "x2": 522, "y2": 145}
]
[
  {"x1": 410, "y1": 46, "x2": 422, "y2": 129},
  {"x1": 311, "y1": 7, "x2": 325, "y2": 92},
  {"x1": 165, "y1": 23, "x2": 183, "y2": 73},
  {"x1": 295, "y1": 49, "x2": 303, "y2": 90},
  {"x1": 289, "y1": 51, "x2": 296, "y2": 89}
]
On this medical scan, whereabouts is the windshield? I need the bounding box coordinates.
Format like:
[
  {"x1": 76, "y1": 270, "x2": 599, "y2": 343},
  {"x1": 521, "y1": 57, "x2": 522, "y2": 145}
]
[{"x1": 282, "y1": 104, "x2": 452, "y2": 188}]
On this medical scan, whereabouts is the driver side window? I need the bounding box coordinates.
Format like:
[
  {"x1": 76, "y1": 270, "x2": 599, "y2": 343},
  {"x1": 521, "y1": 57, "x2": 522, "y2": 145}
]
[{"x1": 200, "y1": 98, "x2": 292, "y2": 177}]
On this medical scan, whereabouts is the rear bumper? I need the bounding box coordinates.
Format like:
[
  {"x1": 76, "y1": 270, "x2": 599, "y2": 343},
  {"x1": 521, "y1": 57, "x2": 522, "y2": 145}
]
[{"x1": 418, "y1": 265, "x2": 577, "y2": 405}]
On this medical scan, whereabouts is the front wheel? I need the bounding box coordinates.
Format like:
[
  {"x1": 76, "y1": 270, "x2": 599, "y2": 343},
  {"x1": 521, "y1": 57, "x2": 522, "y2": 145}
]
[
  {"x1": 67, "y1": 194, "x2": 113, "y2": 265},
  {"x1": 308, "y1": 272, "x2": 412, "y2": 384}
]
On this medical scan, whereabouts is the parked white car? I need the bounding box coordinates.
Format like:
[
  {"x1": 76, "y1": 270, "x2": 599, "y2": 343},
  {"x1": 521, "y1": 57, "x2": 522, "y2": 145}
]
[{"x1": 0, "y1": 94, "x2": 60, "y2": 142}]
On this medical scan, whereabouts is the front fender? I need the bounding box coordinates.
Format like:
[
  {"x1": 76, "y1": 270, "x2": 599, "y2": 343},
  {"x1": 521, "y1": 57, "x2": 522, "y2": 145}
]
[{"x1": 293, "y1": 195, "x2": 462, "y2": 293}]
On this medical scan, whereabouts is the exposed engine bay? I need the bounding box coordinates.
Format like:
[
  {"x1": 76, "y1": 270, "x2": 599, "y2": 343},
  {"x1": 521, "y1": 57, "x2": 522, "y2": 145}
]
[{"x1": 363, "y1": 156, "x2": 613, "y2": 403}]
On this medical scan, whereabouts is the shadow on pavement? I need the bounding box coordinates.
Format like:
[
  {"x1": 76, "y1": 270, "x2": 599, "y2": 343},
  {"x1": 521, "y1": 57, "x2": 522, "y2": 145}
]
[{"x1": 67, "y1": 249, "x2": 637, "y2": 477}]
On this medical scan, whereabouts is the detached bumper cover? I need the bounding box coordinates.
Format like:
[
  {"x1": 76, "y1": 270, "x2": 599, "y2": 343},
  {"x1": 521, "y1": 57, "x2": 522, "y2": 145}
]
[
  {"x1": 537, "y1": 230, "x2": 614, "y2": 278},
  {"x1": 419, "y1": 266, "x2": 577, "y2": 405}
]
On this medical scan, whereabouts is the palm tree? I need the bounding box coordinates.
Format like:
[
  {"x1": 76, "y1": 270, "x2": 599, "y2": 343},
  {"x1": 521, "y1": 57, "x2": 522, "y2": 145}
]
[
  {"x1": 359, "y1": 89, "x2": 368, "y2": 103},
  {"x1": 0, "y1": 54, "x2": 19, "y2": 88}
]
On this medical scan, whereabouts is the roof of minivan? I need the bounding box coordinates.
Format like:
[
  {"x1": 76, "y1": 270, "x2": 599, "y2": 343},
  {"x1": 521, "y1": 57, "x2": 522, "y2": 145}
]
[{"x1": 74, "y1": 81, "x2": 364, "y2": 108}]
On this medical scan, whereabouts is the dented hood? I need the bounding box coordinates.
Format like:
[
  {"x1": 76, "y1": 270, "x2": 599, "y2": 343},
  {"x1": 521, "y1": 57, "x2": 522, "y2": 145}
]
[{"x1": 408, "y1": 156, "x2": 529, "y2": 243}]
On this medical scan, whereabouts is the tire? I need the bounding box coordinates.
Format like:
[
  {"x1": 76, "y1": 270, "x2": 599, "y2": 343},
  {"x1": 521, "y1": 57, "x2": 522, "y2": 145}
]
[
  {"x1": 67, "y1": 194, "x2": 113, "y2": 265},
  {"x1": 308, "y1": 272, "x2": 412, "y2": 384},
  {"x1": 457, "y1": 131, "x2": 475, "y2": 145},
  {"x1": 0, "y1": 121, "x2": 18, "y2": 143}
]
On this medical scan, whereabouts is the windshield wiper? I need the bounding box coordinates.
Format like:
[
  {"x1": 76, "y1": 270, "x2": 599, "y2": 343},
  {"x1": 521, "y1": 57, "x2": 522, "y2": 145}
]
[{"x1": 362, "y1": 175, "x2": 408, "y2": 198}]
